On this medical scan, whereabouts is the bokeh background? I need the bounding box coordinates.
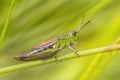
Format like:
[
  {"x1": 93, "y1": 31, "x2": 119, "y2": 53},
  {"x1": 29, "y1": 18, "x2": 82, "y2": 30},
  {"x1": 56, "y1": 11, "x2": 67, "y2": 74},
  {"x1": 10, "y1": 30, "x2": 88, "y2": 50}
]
[{"x1": 0, "y1": 0, "x2": 120, "y2": 80}]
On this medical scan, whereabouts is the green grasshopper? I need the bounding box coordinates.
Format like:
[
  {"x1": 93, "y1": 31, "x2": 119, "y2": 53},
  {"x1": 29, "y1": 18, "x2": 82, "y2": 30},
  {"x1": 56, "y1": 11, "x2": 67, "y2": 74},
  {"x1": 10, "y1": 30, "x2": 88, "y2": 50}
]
[{"x1": 15, "y1": 17, "x2": 90, "y2": 61}]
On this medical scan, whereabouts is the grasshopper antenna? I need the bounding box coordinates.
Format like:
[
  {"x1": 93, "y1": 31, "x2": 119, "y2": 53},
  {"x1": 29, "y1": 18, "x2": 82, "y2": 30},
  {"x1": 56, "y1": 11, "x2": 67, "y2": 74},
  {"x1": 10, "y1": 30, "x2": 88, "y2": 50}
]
[{"x1": 77, "y1": 16, "x2": 91, "y2": 32}]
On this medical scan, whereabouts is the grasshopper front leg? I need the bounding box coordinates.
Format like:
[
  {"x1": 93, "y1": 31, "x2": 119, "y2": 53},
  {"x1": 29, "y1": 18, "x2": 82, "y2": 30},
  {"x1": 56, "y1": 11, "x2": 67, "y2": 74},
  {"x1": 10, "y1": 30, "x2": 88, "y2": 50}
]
[{"x1": 67, "y1": 43, "x2": 80, "y2": 56}]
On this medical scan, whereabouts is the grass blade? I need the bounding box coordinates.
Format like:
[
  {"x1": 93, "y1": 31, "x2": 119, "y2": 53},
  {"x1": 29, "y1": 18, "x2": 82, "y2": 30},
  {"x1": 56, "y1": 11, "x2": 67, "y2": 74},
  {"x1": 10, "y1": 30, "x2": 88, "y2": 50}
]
[
  {"x1": 0, "y1": 0, "x2": 15, "y2": 49},
  {"x1": 0, "y1": 44, "x2": 120, "y2": 74}
]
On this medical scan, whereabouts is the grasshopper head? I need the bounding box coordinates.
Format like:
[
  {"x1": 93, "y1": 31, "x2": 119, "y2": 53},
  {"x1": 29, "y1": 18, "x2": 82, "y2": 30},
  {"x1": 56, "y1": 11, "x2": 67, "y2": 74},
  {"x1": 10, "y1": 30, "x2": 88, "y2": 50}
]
[
  {"x1": 69, "y1": 30, "x2": 78, "y2": 36},
  {"x1": 69, "y1": 19, "x2": 90, "y2": 37}
]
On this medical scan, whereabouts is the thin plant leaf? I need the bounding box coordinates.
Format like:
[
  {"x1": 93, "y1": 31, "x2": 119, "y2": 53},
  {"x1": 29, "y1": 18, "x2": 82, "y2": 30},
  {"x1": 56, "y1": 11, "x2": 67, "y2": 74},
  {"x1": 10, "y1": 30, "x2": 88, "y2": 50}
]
[{"x1": 0, "y1": 0, "x2": 15, "y2": 49}]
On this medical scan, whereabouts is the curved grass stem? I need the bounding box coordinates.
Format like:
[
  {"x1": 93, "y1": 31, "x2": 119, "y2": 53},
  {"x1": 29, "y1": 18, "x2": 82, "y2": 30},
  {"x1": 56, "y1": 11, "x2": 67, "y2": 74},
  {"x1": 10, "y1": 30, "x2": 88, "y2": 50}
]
[{"x1": 0, "y1": 44, "x2": 120, "y2": 75}]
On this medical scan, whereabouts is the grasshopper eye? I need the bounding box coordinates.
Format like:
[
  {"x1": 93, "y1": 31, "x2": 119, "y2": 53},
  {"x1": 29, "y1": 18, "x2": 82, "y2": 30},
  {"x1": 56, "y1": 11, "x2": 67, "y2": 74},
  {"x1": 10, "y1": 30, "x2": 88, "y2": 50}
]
[{"x1": 69, "y1": 30, "x2": 77, "y2": 36}]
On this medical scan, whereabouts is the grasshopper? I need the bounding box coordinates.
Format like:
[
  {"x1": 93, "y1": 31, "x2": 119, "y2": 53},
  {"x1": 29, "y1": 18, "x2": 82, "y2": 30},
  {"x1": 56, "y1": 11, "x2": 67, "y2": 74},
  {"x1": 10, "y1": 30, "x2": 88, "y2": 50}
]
[{"x1": 15, "y1": 17, "x2": 90, "y2": 61}]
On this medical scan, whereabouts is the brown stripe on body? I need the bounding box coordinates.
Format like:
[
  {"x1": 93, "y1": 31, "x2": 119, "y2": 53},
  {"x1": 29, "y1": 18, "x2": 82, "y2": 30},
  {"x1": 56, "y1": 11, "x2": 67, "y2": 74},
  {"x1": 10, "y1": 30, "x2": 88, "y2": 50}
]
[{"x1": 34, "y1": 38, "x2": 58, "y2": 49}]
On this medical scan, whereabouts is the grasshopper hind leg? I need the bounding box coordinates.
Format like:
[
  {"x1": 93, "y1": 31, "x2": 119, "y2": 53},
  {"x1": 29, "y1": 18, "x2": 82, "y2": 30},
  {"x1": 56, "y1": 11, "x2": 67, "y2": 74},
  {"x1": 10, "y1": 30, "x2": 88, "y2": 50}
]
[
  {"x1": 53, "y1": 55, "x2": 62, "y2": 63},
  {"x1": 67, "y1": 43, "x2": 80, "y2": 57},
  {"x1": 51, "y1": 49, "x2": 62, "y2": 63}
]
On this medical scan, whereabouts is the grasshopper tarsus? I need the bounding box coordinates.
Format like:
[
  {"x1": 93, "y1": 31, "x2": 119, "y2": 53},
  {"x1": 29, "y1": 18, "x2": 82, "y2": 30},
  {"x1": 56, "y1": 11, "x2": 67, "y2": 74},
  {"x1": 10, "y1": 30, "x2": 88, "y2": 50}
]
[
  {"x1": 67, "y1": 43, "x2": 80, "y2": 57},
  {"x1": 54, "y1": 55, "x2": 62, "y2": 63}
]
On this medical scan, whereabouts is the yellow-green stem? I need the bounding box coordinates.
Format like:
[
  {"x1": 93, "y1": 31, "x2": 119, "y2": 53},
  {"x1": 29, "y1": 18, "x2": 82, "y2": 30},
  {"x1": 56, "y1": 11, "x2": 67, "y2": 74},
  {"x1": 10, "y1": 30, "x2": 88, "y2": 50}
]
[{"x1": 0, "y1": 44, "x2": 120, "y2": 75}]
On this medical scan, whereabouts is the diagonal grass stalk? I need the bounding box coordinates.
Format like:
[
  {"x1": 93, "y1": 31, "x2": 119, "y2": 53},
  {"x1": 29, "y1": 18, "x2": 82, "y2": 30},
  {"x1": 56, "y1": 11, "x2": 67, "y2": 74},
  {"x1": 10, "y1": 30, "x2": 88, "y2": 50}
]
[
  {"x1": 89, "y1": 37, "x2": 120, "y2": 80},
  {"x1": 0, "y1": 0, "x2": 15, "y2": 50},
  {"x1": 0, "y1": 44, "x2": 120, "y2": 75}
]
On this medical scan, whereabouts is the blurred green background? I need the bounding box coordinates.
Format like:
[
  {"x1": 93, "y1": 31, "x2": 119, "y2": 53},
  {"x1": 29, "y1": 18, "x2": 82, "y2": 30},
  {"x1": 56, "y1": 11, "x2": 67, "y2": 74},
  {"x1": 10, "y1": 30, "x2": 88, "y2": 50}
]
[{"x1": 0, "y1": 0, "x2": 120, "y2": 80}]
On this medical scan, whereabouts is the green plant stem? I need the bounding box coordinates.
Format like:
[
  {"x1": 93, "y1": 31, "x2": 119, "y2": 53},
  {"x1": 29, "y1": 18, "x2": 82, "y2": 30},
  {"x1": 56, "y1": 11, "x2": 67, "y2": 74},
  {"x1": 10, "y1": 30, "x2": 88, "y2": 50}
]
[
  {"x1": 0, "y1": 0, "x2": 15, "y2": 49},
  {"x1": 0, "y1": 44, "x2": 120, "y2": 75}
]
